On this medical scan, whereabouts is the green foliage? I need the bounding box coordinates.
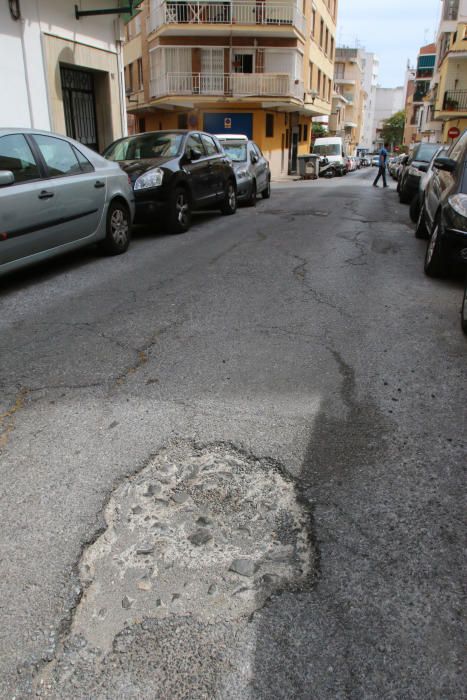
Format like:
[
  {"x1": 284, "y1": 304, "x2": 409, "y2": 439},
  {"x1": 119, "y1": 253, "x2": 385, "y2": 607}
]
[
  {"x1": 312, "y1": 123, "x2": 328, "y2": 139},
  {"x1": 380, "y1": 110, "x2": 406, "y2": 147}
]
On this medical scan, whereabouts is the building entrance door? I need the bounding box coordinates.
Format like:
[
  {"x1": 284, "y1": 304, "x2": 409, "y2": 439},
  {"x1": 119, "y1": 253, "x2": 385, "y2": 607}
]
[
  {"x1": 60, "y1": 66, "x2": 98, "y2": 151},
  {"x1": 289, "y1": 127, "x2": 299, "y2": 173}
]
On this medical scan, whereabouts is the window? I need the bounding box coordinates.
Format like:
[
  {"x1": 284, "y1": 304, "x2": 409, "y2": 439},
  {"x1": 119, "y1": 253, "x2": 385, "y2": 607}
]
[
  {"x1": 185, "y1": 133, "x2": 204, "y2": 159},
  {"x1": 126, "y1": 63, "x2": 133, "y2": 93},
  {"x1": 309, "y1": 61, "x2": 314, "y2": 90},
  {"x1": 311, "y1": 9, "x2": 316, "y2": 36},
  {"x1": 72, "y1": 147, "x2": 94, "y2": 173},
  {"x1": 303, "y1": 124, "x2": 308, "y2": 143},
  {"x1": 325, "y1": 28, "x2": 329, "y2": 55},
  {"x1": 266, "y1": 113, "x2": 274, "y2": 138},
  {"x1": 443, "y1": 0, "x2": 459, "y2": 20},
  {"x1": 34, "y1": 135, "x2": 82, "y2": 177},
  {"x1": 233, "y1": 52, "x2": 253, "y2": 74},
  {"x1": 317, "y1": 69, "x2": 321, "y2": 95},
  {"x1": 330, "y1": 37, "x2": 334, "y2": 60},
  {"x1": 200, "y1": 134, "x2": 219, "y2": 156},
  {"x1": 320, "y1": 19, "x2": 324, "y2": 48},
  {"x1": 137, "y1": 58, "x2": 143, "y2": 90},
  {"x1": 335, "y1": 62, "x2": 345, "y2": 79},
  {"x1": 178, "y1": 113, "x2": 188, "y2": 129},
  {"x1": 298, "y1": 125, "x2": 303, "y2": 142},
  {"x1": 0, "y1": 134, "x2": 40, "y2": 183}
]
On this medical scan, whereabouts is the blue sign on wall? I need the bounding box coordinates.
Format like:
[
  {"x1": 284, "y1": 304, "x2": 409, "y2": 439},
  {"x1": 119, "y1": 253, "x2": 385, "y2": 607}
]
[{"x1": 203, "y1": 113, "x2": 253, "y2": 139}]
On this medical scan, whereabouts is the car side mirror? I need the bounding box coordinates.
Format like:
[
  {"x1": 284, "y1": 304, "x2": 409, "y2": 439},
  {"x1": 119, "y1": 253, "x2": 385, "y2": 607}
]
[
  {"x1": 0, "y1": 170, "x2": 14, "y2": 186},
  {"x1": 250, "y1": 153, "x2": 258, "y2": 164},
  {"x1": 433, "y1": 156, "x2": 456, "y2": 172},
  {"x1": 418, "y1": 163, "x2": 429, "y2": 173}
]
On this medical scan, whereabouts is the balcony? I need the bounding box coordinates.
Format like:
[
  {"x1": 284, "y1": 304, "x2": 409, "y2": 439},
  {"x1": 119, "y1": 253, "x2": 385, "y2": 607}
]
[
  {"x1": 148, "y1": 1, "x2": 306, "y2": 36},
  {"x1": 150, "y1": 72, "x2": 304, "y2": 100},
  {"x1": 442, "y1": 89, "x2": 467, "y2": 112}
]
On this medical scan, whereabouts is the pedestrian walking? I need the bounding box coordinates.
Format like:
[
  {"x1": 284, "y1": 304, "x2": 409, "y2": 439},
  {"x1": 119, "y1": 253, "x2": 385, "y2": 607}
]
[{"x1": 373, "y1": 143, "x2": 389, "y2": 188}]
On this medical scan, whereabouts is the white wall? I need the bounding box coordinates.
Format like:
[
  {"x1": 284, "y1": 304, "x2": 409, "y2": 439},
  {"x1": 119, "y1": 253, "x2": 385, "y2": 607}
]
[
  {"x1": 360, "y1": 52, "x2": 379, "y2": 150},
  {"x1": 0, "y1": 0, "x2": 124, "y2": 133},
  {"x1": 372, "y1": 86, "x2": 404, "y2": 148}
]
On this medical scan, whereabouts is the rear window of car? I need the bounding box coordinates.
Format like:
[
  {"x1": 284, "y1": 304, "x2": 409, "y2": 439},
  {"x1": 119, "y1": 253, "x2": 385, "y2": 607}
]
[
  {"x1": 221, "y1": 142, "x2": 247, "y2": 162},
  {"x1": 415, "y1": 144, "x2": 439, "y2": 162}
]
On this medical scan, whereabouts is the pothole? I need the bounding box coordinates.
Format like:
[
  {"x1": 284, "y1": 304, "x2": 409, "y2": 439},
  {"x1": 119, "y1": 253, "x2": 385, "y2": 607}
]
[{"x1": 43, "y1": 442, "x2": 312, "y2": 680}]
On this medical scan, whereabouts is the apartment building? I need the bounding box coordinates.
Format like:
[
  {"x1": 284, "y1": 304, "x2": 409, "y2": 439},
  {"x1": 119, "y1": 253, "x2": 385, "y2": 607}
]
[
  {"x1": 331, "y1": 47, "x2": 366, "y2": 154},
  {"x1": 432, "y1": 0, "x2": 467, "y2": 141},
  {"x1": 403, "y1": 65, "x2": 417, "y2": 145},
  {"x1": 0, "y1": 0, "x2": 129, "y2": 151},
  {"x1": 403, "y1": 44, "x2": 437, "y2": 144},
  {"x1": 360, "y1": 51, "x2": 379, "y2": 151},
  {"x1": 124, "y1": 0, "x2": 339, "y2": 175}
]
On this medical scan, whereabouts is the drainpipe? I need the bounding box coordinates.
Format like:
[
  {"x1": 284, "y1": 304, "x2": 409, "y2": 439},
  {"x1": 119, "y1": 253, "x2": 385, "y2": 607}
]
[
  {"x1": 19, "y1": 17, "x2": 35, "y2": 127},
  {"x1": 116, "y1": 32, "x2": 128, "y2": 137}
]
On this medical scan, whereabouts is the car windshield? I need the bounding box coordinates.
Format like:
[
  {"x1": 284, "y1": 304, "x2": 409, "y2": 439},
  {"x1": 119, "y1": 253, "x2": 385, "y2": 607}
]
[
  {"x1": 104, "y1": 133, "x2": 184, "y2": 161},
  {"x1": 221, "y1": 143, "x2": 247, "y2": 162},
  {"x1": 415, "y1": 144, "x2": 439, "y2": 162},
  {"x1": 313, "y1": 144, "x2": 341, "y2": 156}
]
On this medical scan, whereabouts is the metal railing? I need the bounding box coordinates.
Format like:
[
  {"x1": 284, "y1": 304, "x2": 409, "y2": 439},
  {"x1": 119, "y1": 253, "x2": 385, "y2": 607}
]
[
  {"x1": 443, "y1": 89, "x2": 467, "y2": 111},
  {"x1": 148, "y1": 2, "x2": 305, "y2": 35},
  {"x1": 150, "y1": 72, "x2": 304, "y2": 99}
]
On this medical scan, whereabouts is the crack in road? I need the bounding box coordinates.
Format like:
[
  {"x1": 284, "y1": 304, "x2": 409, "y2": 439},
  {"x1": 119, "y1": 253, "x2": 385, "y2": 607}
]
[{"x1": 0, "y1": 387, "x2": 29, "y2": 450}]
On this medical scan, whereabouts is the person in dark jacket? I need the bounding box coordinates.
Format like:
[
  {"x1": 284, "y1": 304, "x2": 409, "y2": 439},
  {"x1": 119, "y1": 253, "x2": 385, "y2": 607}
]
[{"x1": 373, "y1": 143, "x2": 389, "y2": 187}]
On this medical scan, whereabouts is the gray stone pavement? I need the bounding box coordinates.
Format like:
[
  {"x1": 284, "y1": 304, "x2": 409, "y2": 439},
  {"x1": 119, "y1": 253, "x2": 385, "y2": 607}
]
[{"x1": 0, "y1": 169, "x2": 465, "y2": 698}]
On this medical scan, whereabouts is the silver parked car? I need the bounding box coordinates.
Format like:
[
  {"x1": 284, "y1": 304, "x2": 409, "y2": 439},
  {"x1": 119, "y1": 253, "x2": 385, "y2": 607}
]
[
  {"x1": 215, "y1": 134, "x2": 271, "y2": 206},
  {"x1": 0, "y1": 128, "x2": 134, "y2": 276}
]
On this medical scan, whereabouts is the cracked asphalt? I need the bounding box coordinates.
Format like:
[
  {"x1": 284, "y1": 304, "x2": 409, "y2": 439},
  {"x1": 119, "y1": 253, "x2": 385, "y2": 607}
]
[{"x1": 0, "y1": 168, "x2": 466, "y2": 698}]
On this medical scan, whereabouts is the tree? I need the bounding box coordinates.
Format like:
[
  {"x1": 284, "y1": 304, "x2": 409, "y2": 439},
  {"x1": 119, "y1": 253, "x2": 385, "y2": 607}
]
[
  {"x1": 312, "y1": 123, "x2": 328, "y2": 139},
  {"x1": 380, "y1": 110, "x2": 405, "y2": 148}
]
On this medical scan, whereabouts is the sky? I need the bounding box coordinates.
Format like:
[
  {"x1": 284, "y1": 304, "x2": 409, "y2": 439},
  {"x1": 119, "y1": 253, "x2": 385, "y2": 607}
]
[{"x1": 337, "y1": 0, "x2": 442, "y2": 87}]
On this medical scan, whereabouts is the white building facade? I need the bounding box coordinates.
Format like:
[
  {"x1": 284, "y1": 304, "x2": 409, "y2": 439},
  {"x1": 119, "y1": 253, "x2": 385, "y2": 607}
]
[
  {"x1": 359, "y1": 52, "x2": 379, "y2": 151},
  {"x1": 0, "y1": 0, "x2": 128, "y2": 151},
  {"x1": 372, "y1": 86, "x2": 405, "y2": 149}
]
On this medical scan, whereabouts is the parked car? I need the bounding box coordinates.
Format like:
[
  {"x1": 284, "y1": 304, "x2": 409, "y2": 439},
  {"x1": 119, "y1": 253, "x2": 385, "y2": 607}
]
[
  {"x1": 398, "y1": 142, "x2": 441, "y2": 204},
  {"x1": 414, "y1": 130, "x2": 467, "y2": 277},
  {"x1": 371, "y1": 155, "x2": 380, "y2": 167},
  {"x1": 0, "y1": 128, "x2": 134, "y2": 276},
  {"x1": 103, "y1": 130, "x2": 237, "y2": 234},
  {"x1": 390, "y1": 154, "x2": 408, "y2": 180},
  {"x1": 409, "y1": 146, "x2": 448, "y2": 224},
  {"x1": 312, "y1": 137, "x2": 347, "y2": 177},
  {"x1": 214, "y1": 134, "x2": 271, "y2": 205},
  {"x1": 360, "y1": 157, "x2": 370, "y2": 167}
]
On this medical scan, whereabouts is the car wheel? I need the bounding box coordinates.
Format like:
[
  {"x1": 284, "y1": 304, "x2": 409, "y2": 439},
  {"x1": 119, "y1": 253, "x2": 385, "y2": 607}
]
[
  {"x1": 261, "y1": 178, "x2": 271, "y2": 199},
  {"x1": 246, "y1": 180, "x2": 257, "y2": 207},
  {"x1": 323, "y1": 167, "x2": 336, "y2": 179},
  {"x1": 399, "y1": 184, "x2": 411, "y2": 204},
  {"x1": 99, "y1": 200, "x2": 131, "y2": 255},
  {"x1": 461, "y1": 282, "x2": 467, "y2": 335},
  {"x1": 220, "y1": 180, "x2": 237, "y2": 215},
  {"x1": 168, "y1": 187, "x2": 191, "y2": 234},
  {"x1": 409, "y1": 193, "x2": 422, "y2": 223},
  {"x1": 424, "y1": 217, "x2": 447, "y2": 278},
  {"x1": 414, "y1": 201, "x2": 429, "y2": 239}
]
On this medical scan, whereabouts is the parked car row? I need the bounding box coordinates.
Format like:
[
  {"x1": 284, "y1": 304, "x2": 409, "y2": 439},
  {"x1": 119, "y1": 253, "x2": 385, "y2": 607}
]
[
  {"x1": 0, "y1": 128, "x2": 271, "y2": 276},
  {"x1": 397, "y1": 130, "x2": 467, "y2": 335}
]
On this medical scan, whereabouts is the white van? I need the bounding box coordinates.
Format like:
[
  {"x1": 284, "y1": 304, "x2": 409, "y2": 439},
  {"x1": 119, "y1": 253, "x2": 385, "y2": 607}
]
[{"x1": 312, "y1": 137, "x2": 346, "y2": 178}]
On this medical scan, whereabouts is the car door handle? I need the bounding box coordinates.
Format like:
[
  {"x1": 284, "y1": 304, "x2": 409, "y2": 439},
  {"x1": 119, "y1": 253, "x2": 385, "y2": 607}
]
[
  {"x1": 38, "y1": 190, "x2": 54, "y2": 199},
  {"x1": 94, "y1": 181, "x2": 105, "y2": 188}
]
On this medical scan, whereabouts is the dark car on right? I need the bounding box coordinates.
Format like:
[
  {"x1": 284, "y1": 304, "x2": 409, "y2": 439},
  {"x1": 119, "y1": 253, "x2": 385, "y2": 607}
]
[
  {"x1": 398, "y1": 142, "x2": 441, "y2": 204},
  {"x1": 415, "y1": 129, "x2": 467, "y2": 278}
]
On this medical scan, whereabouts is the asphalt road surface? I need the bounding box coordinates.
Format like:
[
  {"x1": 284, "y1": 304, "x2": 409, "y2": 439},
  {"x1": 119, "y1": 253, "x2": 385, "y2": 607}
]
[{"x1": 0, "y1": 168, "x2": 465, "y2": 699}]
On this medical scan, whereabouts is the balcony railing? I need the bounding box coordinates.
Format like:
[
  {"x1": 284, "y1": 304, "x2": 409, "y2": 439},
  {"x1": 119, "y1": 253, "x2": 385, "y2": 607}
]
[
  {"x1": 150, "y1": 72, "x2": 304, "y2": 100},
  {"x1": 443, "y1": 89, "x2": 467, "y2": 111},
  {"x1": 148, "y1": 2, "x2": 305, "y2": 35}
]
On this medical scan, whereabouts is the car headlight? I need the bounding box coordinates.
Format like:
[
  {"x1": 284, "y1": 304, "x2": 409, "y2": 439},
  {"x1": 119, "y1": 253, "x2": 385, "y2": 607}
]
[
  {"x1": 447, "y1": 194, "x2": 467, "y2": 231},
  {"x1": 236, "y1": 169, "x2": 250, "y2": 179},
  {"x1": 408, "y1": 165, "x2": 421, "y2": 177},
  {"x1": 134, "y1": 168, "x2": 164, "y2": 190}
]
